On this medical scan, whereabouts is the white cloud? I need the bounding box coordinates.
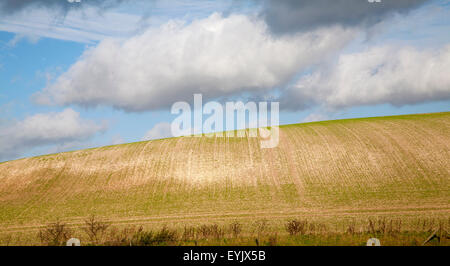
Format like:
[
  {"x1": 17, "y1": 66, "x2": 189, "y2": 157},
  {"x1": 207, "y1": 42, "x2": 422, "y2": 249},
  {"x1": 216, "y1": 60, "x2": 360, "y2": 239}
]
[
  {"x1": 45, "y1": 140, "x2": 95, "y2": 155},
  {"x1": 0, "y1": 1, "x2": 247, "y2": 44},
  {"x1": 301, "y1": 113, "x2": 329, "y2": 123},
  {"x1": 0, "y1": 108, "x2": 106, "y2": 161},
  {"x1": 110, "y1": 134, "x2": 125, "y2": 145},
  {"x1": 7, "y1": 33, "x2": 40, "y2": 47},
  {"x1": 0, "y1": 7, "x2": 143, "y2": 43},
  {"x1": 142, "y1": 122, "x2": 172, "y2": 141},
  {"x1": 35, "y1": 13, "x2": 357, "y2": 111},
  {"x1": 284, "y1": 44, "x2": 450, "y2": 110}
]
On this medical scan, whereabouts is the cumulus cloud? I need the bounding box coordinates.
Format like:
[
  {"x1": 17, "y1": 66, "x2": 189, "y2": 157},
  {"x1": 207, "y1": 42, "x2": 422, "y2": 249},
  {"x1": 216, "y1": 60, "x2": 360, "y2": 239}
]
[
  {"x1": 260, "y1": 0, "x2": 429, "y2": 34},
  {"x1": 0, "y1": 108, "x2": 106, "y2": 161},
  {"x1": 142, "y1": 122, "x2": 173, "y2": 141},
  {"x1": 34, "y1": 13, "x2": 357, "y2": 111},
  {"x1": 284, "y1": 45, "x2": 450, "y2": 110}
]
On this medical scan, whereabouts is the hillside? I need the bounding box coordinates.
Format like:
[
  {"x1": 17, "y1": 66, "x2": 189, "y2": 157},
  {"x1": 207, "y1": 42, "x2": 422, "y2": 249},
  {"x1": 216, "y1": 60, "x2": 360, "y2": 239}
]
[{"x1": 0, "y1": 112, "x2": 449, "y2": 242}]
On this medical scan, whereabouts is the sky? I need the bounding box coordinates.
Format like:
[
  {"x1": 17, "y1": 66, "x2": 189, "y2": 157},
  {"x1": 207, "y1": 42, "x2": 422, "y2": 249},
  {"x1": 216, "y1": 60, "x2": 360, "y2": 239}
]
[{"x1": 0, "y1": 0, "x2": 449, "y2": 162}]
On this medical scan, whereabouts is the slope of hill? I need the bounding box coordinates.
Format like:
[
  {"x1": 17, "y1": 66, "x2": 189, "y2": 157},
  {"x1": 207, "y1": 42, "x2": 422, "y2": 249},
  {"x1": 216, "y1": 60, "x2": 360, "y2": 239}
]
[{"x1": 0, "y1": 112, "x2": 449, "y2": 241}]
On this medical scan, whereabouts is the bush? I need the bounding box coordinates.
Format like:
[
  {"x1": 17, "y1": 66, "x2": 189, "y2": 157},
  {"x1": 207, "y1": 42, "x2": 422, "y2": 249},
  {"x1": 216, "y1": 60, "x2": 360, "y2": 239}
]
[
  {"x1": 38, "y1": 219, "x2": 72, "y2": 246},
  {"x1": 105, "y1": 225, "x2": 143, "y2": 246},
  {"x1": 252, "y1": 219, "x2": 268, "y2": 238},
  {"x1": 367, "y1": 218, "x2": 402, "y2": 235},
  {"x1": 83, "y1": 215, "x2": 110, "y2": 244},
  {"x1": 133, "y1": 226, "x2": 178, "y2": 246},
  {"x1": 198, "y1": 224, "x2": 224, "y2": 240},
  {"x1": 267, "y1": 233, "x2": 278, "y2": 246},
  {"x1": 182, "y1": 225, "x2": 196, "y2": 241},
  {"x1": 152, "y1": 226, "x2": 178, "y2": 245},
  {"x1": 134, "y1": 231, "x2": 154, "y2": 246},
  {"x1": 229, "y1": 221, "x2": 242, "y2": 238},
  {"x1": 346, "y1": 221, "x2": 356, "y2": 235},
  {"x1": 285, "y1": 219, "x2": 308, "y2": 236}
]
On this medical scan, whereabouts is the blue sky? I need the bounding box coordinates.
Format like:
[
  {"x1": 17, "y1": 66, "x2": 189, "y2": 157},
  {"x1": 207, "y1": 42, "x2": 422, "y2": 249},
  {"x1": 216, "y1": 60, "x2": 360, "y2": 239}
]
[{"x1": 0, "y1": 0, "x2": 449, "y2": 161}]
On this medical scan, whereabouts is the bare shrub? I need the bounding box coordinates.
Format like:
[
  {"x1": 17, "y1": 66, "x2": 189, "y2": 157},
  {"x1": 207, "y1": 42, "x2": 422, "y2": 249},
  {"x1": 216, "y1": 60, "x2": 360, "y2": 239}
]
[
  {"x1": 346, "y1": 220, "x2": 356, "y2": 235},
  {"x1": 105, "y1": 225, "x2": 178, "y2": 246},
  {"x1": 387, "y1": 219, "x2": 402, "y2": 235},
  {"x1": 198, "y1": 224, "x2": 211, "y2": 239},
  {"x1": 134, "y1": 231, "x2": 154, "y2": 246},
  {"x1": 182, "y1": 225, "x2": 196, "y2": 241},
  {"x1": 308, "y1": 222, "x2": 327, "y2": 235},
  {"x1": 198, "y1": 224, "x2": 224, "y2": 240},
  {"x1": 367, "y1": 218, "x2": 402, "y2": 235},
  {"x1": 421, "y1": 218, "x2": 437, "y2": 233},
  {"x1": 105, "y1": 225, "x2": 143, "y2": 246},
  {"x1": 252, "y1": 219, "x2": 269, "y2": 238},
  {"x1": 367, "y1": 218, "x2": 377, "y2": 234},
  {"x1": 379, "y1": 218, "x2": 387, "y2": 234},
  {"x1": 367, "y1": 217, "x2": 386, "y2": 234},
  {"x1": 229, "y1": 221, "x2": 242, "y2": 238},
  {"x1": 38, "y1": 219, "x2": 72, "y2": 246},
  {"x1": 151, "y1": 226, "x2": 178, "y2": 245},
  {"x1": 285, "y1": 219, "x2": 308, "y2": 236},
  {"x1": 267, "y1": 233, "x2": 278, "y2": 246},
  {"x1": 132, "y1": 226, "x2": 178, "y2": 246},
  {"x1": 315, "y1": 223, "x2": 328, "y2": 235},
  {"x1": 83, "y1": 215, "x2": 110, "y2": 244}
]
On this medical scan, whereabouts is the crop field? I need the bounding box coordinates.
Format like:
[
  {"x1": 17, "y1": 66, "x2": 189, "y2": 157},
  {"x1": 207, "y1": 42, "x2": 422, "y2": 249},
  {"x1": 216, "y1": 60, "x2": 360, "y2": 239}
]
[{"x1": 0, "y1": 112, "x2": 448, "y2": 245}]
